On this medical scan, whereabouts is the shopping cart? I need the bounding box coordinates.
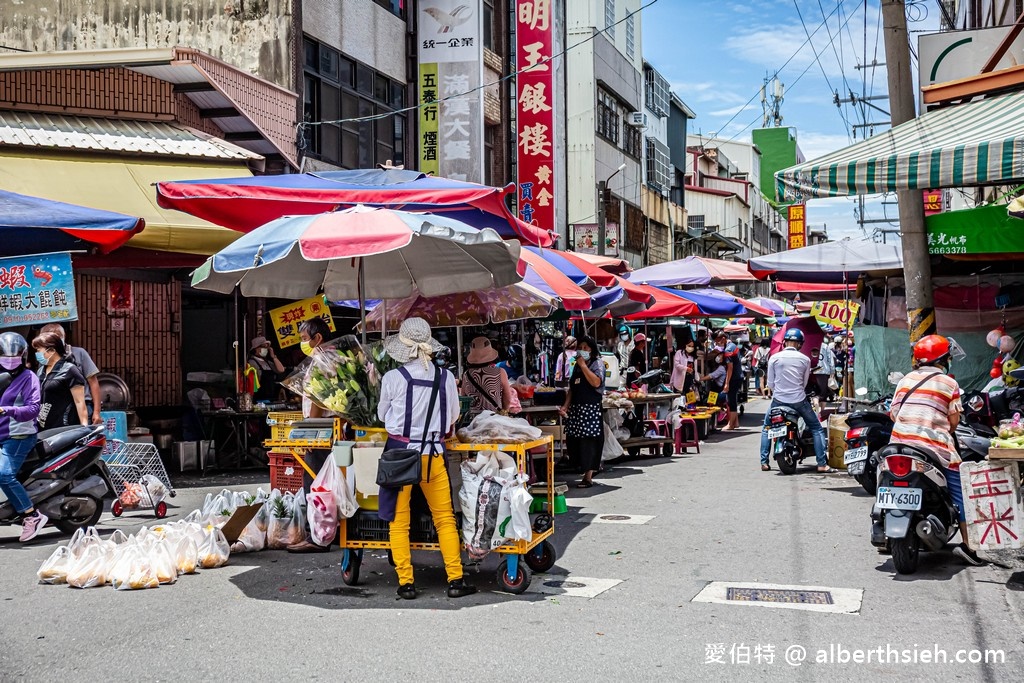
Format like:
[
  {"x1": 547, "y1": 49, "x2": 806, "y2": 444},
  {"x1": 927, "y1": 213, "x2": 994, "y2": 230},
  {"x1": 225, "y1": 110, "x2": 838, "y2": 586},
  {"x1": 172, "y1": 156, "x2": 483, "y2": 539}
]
[{"x1": 103, "y1": 441, "x2": 176, "y2": 518}]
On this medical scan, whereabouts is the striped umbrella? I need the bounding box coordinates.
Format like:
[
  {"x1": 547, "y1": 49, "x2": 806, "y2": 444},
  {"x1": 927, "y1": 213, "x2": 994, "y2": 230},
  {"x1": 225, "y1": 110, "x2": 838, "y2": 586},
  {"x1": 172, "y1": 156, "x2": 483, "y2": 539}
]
[{"x1": 775, "y1": 90, "x2": 1024, "y2": 201}]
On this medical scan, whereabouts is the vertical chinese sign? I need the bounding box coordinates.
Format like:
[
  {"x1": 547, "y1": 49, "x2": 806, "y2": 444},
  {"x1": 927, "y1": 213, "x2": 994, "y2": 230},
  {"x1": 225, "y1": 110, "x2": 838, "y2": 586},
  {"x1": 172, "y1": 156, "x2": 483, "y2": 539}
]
[
  {"x1": 787, "y1": 204, "x2": 806, "y2": 250},
  {"x1": 417, "y1": 0, "x2": 484, "y2": 182},
  {"x1": 516, "y1": 0, "x2": 556, "y2": 234},
  {"x1": 0, "y1": 252, "x2": 77, "y2": 329},
  {"x1": 922, "y1": 189, "x2": 944, "y2": 216}
]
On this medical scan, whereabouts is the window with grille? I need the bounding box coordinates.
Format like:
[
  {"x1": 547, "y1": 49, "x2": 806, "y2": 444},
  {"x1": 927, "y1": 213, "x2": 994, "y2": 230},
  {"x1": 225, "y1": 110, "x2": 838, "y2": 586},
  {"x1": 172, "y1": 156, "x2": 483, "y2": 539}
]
[
  {"x1": 302, "y1": 36, "x2": 405, "y2": 168},
  {"x1": 605, "y1": 0, "x2": 616, "y2": 38},
  {"x1": 596, "y1": 88, "x2": 619, "y2": 144},
  {"x1": 644, "y1": 67, "x2": 670, "y2": 117},
  {"x1": 624, "y1": 124, "x2": 641, "y2": 158},
  {"x1": 645, "y1": 137, "x2": 670, "y2": 192},
  {"x1": 688, "y1": 214, "x2": 705, "y2": 232},
  {"x1": 626, "y1": 15, "x2": 635, "y2": 59}
]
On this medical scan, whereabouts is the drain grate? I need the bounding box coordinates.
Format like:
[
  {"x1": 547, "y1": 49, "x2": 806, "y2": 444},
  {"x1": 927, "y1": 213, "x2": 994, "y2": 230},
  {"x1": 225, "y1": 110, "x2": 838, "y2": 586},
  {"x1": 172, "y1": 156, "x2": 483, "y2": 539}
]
[
  {"x1": 543, "y1": 580, "x2": 587, "y2": 589},
  {"x1": 600, "y1": 515, "x2": 631, "y2": 521},
  {"x1": 726, "y1": 587, "x2": 834, "y2": 605}
]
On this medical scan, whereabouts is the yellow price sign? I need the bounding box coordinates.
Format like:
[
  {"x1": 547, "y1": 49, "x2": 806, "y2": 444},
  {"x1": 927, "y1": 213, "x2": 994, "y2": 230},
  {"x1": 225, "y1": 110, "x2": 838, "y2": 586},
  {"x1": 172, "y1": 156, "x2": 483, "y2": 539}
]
[
  {"x1": 706, "y1": 391, "x2": 719, "y2": 406},
  {"x1": 269, "y1": 295, "x2": 336, "y2": 348},
  {"x1": 685, "y1": 391, "x2": 698, "y2": 405},
  {"x1": 811, "y1": 300, "x2": 860, "y2": 329}
]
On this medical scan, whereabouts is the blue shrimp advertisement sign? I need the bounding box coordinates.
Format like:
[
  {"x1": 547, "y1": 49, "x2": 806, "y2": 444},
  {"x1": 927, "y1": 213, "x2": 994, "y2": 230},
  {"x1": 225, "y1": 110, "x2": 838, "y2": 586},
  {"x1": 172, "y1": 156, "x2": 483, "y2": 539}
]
[{"x1": 0, "y1": 252, "x2": 78, "y2": 329}]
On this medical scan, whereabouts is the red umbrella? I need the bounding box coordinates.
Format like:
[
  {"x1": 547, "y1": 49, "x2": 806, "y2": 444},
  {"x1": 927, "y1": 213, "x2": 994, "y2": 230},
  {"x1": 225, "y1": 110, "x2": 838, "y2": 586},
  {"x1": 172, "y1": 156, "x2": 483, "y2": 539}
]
[
  {"x1": 770, "y1": 316, "x2": 826, "y2": 367},
  {"x1": 568, "y1": 252, "x2": 632, "y2": 274},
  {"x1": 520, "y1": 249, "x2": 593, "y2": 310},
  {"x1": 622, "y1": 285, "x2": 700, "y2": 320}
]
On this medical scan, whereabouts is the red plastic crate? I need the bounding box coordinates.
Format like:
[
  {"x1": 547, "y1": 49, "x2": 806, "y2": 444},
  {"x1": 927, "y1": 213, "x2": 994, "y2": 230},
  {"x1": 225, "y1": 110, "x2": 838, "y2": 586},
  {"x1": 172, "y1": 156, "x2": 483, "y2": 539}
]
[{"x1": 269, "y1": 451, "x2": 305, "y2": 494}]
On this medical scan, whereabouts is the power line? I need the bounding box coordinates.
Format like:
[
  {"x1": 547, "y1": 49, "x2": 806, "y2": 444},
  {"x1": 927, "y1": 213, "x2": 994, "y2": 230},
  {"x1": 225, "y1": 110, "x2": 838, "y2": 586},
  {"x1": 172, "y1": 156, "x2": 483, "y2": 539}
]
[
  {"x1": 297, "y1": 0, "x2": 659, "y2": 132},
  {"x1": 792, "y1": 0, "x2": 853, "y2": 136}
]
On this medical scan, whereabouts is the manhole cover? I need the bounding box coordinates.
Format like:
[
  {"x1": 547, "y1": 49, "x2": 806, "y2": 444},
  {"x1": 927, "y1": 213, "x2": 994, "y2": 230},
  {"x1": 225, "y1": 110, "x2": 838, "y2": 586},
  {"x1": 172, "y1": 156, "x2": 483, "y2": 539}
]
[
  {"x1": 544, "y1": 580, "x2": 587, "y2": 589},
  {"x1": 726, "y1": 587, "x2": 834, "y2": 605},
  {"x1": 599, "y1": 515, "x2": 632, "y2": 521}
]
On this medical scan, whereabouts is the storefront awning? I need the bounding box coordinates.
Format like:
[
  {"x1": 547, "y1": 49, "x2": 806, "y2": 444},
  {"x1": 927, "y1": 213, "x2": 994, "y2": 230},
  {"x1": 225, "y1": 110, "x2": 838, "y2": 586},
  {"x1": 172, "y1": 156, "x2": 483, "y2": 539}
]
[
  {"x1": 0, "y1": 152, "x2": 251, "y2": 255},
  {"x1": 775, "y1": 90, "x2": 1024, "y2": 201}
]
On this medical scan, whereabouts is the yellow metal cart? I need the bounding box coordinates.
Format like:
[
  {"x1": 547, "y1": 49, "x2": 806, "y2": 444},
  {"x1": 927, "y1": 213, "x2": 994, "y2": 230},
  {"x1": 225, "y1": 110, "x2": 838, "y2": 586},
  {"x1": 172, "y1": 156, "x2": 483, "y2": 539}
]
[{"x1": 339, "y1": 435, "x2": 556, "y2": 594}]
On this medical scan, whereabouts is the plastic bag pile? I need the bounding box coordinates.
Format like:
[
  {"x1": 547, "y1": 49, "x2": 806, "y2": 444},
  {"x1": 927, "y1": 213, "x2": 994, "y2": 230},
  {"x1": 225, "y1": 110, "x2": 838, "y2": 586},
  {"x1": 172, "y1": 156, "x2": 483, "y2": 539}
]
[
  {"x1": 458, "y1": 450, "x2": 533, "y2": 560},
  {"x1": 456, "y1": 411, "x2": 543, "y2": 444}
]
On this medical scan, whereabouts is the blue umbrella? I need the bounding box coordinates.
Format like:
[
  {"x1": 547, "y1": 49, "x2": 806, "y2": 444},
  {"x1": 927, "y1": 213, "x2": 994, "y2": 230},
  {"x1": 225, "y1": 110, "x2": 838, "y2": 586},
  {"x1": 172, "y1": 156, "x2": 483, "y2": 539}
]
[{"x1": 655, "y1": 287, "x2": 745, "y2": 316}]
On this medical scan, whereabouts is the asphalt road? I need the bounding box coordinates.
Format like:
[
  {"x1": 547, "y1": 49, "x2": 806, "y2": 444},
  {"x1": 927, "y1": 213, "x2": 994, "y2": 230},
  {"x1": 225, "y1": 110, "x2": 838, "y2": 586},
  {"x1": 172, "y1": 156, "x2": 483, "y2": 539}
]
[{"x1": 2, "y1": 397, "x2": 1022, "y2": 681}]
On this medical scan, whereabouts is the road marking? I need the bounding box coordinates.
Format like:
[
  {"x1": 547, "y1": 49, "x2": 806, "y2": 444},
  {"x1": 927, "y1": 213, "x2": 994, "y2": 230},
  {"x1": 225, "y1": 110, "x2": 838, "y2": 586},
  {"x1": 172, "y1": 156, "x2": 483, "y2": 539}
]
[
  {"x1": 575, "y1": 513, "x2": 655, "y2": 525},
  {"x1": 525, "y1": 575, "x2": 623, "y2": 598},
  {"x1": 691, "y1": 581, "x2": 863, "y2": 614}
]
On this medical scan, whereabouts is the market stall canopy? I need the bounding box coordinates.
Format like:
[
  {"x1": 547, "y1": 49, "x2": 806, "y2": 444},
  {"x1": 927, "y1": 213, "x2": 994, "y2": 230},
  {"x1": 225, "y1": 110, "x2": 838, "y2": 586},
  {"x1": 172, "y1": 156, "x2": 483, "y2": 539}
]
[
  {"x1": 520, "y1": 248, "x2": 595, "y2": 289},
  {"x1": 524, "y1": 247, "x2": 615, "y2": 287},
  {"x1": 0, "y1": 152, "x2": 256, "y2": 256},
  {"x1": 686, "y1": 288, "x2": 776, "y2": 317},
  {"x1": 775, "y1": 91, "x2": 1024, "y2": 200},
  {"x1": 770, "y1": 316, "x2": 826, "y2": 366},
  {"x1": 362, "y1": 283, "x2": 554, "y2": 332},
  {"x1": 568, "y1": 252, "x2": 632, "y2": 274},
  {"x1": 628, "y1": 256, "x2": 756, "y2": 287},
  {"x1": 156, "y1": 168, "x2": 554, "y2": 247},
  {"x1": 621, "y1": 285, "x2": 701, "y2": 320},
  {"x1": 775, "y1": 281, "x2": 856, "y2": 298},
  {"x1": 520, "y1": 253, "x2": 594, "y2": 310},
  {"x1": 576, "y1": 285, "x2": 651, "y2": 319},
  {"x1": 745, "y1": 296, "x2": 797, "y2": 316},
  {"x1": 748, "y1": 238, "x2": 903, "y2": 282},
  {"x1": 0, "y1": 189, "x2": 144, "y2": 256},
  {"x1": 190, "y1": 206, "x2": 523, "y2": 301}
]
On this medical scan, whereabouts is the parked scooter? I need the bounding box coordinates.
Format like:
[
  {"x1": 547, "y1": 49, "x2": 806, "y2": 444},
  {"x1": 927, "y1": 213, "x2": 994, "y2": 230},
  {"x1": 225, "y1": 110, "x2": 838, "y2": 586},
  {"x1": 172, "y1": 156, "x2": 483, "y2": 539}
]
[
  {"x1": 843, "y1": 390, "x2": 893, "y2": 495},
  {"x1": 870, "y1": 439, "x2": 986, "y2": 575},
  {"x1": 0, "y1": 423, "x2": 114, "y2": 535}
]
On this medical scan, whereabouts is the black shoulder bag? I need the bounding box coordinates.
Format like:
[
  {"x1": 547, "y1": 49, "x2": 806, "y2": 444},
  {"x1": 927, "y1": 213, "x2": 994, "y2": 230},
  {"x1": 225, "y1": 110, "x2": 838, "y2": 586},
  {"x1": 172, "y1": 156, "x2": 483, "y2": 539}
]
[{"x1": 376, "y1": 366, "x2": 441, "y2": 488}]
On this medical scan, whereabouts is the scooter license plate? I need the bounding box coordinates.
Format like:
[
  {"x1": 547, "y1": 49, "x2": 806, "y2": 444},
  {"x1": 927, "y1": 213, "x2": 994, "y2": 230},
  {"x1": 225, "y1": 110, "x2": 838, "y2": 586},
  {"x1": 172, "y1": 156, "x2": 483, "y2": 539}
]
[
  {"x1": 844, "y1": 446, "x2": 869, "y2": 464},
  {"x1": 876, "y1": 486, "x2": 922, "y2": 511},
  {"x1": 767, "y1": 426, "x2": 787, "y2": 439}
]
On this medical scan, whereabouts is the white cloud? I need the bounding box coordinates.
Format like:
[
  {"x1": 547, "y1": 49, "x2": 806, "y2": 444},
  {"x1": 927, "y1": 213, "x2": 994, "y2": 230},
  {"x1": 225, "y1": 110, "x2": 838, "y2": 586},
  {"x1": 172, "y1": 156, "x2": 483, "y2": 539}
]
[
  {"x1": 794, "y1": 131, "x2": 853, "y2": 160},
  {"x1": 707, "y1": 103, "x2": 757, "y2": 118}
]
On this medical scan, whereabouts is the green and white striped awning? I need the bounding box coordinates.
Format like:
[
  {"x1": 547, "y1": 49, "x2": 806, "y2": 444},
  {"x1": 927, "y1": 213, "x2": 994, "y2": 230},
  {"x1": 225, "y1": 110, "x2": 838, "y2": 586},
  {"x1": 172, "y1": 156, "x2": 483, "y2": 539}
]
[{"x1": 775, "y1": 91, "x2": 1024, "y2": 201}]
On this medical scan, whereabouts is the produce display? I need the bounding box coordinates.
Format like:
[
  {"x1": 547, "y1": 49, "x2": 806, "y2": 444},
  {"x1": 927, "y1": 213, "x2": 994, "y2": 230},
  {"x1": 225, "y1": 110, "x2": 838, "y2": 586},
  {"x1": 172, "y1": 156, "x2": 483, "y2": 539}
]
[
  {"x1": 991, "y1": 417, "x2": 1024, "y2": 449},
  {"x1": 456, "y1": 410, "x2": 543, "y2": 444}
]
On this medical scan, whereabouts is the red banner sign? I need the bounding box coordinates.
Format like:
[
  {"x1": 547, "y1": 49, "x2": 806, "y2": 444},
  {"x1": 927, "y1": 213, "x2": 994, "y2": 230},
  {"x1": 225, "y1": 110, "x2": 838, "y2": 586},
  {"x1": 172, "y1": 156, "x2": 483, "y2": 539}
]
[
  {"x1": 787, "y1": 204, "x2": 806, "y2": 250},
  {"x1": 515, "y1": 0, "x2": 555, "y2": 234},
  {"x1": 922, "y1": 189, "x2": 944, "y2": 216}
]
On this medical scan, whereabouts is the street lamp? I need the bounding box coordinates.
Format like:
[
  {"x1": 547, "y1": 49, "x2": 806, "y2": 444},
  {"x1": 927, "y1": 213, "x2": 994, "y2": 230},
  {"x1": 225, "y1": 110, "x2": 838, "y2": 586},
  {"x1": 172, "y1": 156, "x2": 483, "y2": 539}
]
[{"x1": 597, "y1": 162, "x2": 627, "y2": 256}]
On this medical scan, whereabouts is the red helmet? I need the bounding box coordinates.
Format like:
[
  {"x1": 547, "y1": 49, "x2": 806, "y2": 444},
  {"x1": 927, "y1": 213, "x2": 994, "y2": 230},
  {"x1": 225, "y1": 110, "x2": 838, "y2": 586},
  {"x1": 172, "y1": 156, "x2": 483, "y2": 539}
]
[{"x1": 913, "y1": 334, "x2": 950, "y2": 365}]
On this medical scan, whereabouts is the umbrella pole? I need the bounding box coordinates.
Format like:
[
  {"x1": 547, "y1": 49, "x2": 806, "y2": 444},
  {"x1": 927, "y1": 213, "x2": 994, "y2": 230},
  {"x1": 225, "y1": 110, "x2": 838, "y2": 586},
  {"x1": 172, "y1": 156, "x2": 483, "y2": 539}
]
[
  {"x1": 456, "y1": 326, "x2": 464, "y2": 378},
  {"x1": 382, "y1": 297, "x2": 388, "y2": 338},
  {"x1": 358, "y1": 257, "x2": 368, "y2": 347},
  {"x1": 234, "y1": 288, "x2": 241, "y2": 395},
  {"x1": 520, "y1": 320, "x2": 528, "y2": 378}
]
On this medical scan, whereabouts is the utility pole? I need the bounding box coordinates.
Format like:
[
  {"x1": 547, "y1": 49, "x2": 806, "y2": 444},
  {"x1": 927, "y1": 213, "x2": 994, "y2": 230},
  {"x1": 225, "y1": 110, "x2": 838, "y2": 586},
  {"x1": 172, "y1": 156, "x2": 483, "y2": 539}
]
[
  {"x1": 596, "y1": 180, "x2": 607, "y2": 256},
  {"x1": 881, "y1": 0, "x2": 935, "y2": 341}
]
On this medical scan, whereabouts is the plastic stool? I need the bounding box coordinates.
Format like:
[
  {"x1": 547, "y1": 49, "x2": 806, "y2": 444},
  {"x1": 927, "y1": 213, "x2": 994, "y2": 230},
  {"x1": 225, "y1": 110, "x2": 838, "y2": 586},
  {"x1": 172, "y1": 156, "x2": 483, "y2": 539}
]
[
  {"x1": 644, "y1": 419, "x2": 669, "y2": 437},
  {"x1": 675, "y1": 417, "x2": 700, "y2": 454}
]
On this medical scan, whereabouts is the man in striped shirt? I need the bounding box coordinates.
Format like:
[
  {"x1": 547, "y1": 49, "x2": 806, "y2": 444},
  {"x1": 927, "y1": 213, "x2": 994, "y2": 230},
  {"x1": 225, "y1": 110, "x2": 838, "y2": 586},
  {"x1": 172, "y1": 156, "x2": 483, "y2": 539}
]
[{"x1": 888, "y1": 334, "x2": 983, "y2": 566}]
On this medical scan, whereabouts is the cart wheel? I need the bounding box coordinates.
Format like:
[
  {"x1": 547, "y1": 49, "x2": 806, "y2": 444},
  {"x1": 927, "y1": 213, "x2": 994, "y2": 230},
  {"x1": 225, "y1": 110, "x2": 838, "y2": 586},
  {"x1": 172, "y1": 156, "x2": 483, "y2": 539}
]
[
  {"x1": 387, "y1": 549, "x2": 395, "y2": 567},
  {"x1": 169, "y1": 491, "x2": 177, "y2": 498},
  {"x1": 341, "y1": 549, "x2": 361, "y2": 586},
  {"x1": 627, "y1": 447, "x2": 640, "y2": 458},
  {"x1": 496, "y1": 557, "x2": 532, "y2": 594},
  {"x1": 662, "y1": 442, "x2": 674, "y2": 457},
  {"x1": 155, "y1": 501, "x2": 168, "y2": 518},
  {"x1": 111, "y1": 500, "x2": 123, "y2": 517},
  {"x1": 524, "y1": 540, "x2": 557, "y2": 573}
]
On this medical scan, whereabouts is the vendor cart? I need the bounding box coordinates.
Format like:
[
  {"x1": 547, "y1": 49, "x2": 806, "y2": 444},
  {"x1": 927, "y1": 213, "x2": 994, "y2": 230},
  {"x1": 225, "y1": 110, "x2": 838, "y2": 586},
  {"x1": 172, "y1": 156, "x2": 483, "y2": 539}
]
[{"x1": 339, "y1": 435, "x2": 557, "y2": 594}]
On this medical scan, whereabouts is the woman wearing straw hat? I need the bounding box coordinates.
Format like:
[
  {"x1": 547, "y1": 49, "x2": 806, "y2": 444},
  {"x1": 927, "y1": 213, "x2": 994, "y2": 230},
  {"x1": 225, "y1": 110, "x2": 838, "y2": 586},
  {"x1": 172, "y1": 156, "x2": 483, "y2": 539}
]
[
  {"x1": 460, "y1": 336, "x2": 512, "y2": 415},
  {"x1": 377, "y1": 318, "x2": 477, "y2": 600}
]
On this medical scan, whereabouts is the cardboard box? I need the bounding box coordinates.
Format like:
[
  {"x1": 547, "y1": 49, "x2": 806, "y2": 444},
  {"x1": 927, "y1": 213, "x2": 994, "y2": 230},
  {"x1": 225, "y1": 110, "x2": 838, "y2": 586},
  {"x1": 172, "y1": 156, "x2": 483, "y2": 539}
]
[
  {"x1": 987, "y1": 448, "x2": 1024, "y2": 460},
  {"x1": 827, "y1": 414, "x2": 849, "y2": 470},
  {"x1": 220, "y1": 503, "x2": 263, "y2": 544}
]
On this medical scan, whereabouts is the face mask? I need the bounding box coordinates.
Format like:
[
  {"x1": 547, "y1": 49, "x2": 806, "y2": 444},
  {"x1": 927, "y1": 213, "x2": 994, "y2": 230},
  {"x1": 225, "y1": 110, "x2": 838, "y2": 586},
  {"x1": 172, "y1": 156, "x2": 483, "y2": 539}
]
[
  {"x1": 579, "y1": 350, "x2": 591, "y2": 361},
  {"x1": 35, "y1": 351, "x2": 48, "y2": 365},
  {"x1": 257, "y1": 348, "x2": 269, "y2": 358},
  {"x1": 619, "y1": 333, "x2": 630, "y2": 341},
  {"x1": 300, "y1": 341, "x2": 314, "y2": 356},
  {"x1": 685, "y1": 346, "x2": 695, "y2": 353},
  {"x1": 0, "y1": 357, "x2": 21, "y2": 370}
]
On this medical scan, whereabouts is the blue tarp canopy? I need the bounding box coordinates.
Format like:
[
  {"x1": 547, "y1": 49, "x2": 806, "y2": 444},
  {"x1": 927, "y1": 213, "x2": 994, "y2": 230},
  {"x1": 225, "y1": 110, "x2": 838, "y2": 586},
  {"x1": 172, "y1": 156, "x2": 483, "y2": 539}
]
[{"x1": 0, "y1": 189, "x2": 144, "y2": 256}]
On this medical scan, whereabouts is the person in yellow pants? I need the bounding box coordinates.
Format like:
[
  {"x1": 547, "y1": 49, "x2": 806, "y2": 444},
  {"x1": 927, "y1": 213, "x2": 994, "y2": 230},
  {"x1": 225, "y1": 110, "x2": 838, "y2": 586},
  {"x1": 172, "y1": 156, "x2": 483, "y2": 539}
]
[{"x1": 377, "y1": 318, "x2": 477, "y2": 600}]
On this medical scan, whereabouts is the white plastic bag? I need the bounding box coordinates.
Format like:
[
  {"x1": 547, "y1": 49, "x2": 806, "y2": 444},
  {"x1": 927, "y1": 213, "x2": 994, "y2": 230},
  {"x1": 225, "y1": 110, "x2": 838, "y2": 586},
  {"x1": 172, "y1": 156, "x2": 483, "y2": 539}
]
[
  {"x1": 459, "y1": 450, "x2": 517, "y2": 560},
  {"x1": 109, "y1": 538, "x2": 159, "y2": 591},
  {"x1": 141, "y1": 474, "x2": 168, "y2": 506},
  {"x1": 37, "y1": 545, "x2": 72, "y2": 585},
  {"x1": 456, "y1": 411, "x2": 543, "y2": 444},
  {"x1": 266, "y1": 492, "x2": 305, "y2": 549},
  {"x1": 66, "y1": 543, "x2": 111, "y2": 588},
  {"x1": 507, "y1": 475, "x2": 533, "y2": 542},
  {"x1": 602, "y1": 420, "x2": 624, "y2": 461},
  {"x1": 150, "y1": 537, "x2": 178, "y2": 584},
  {"x1": 232, "y1": 502, "x2": 268, "y2": 553},
  {"x1": 67, "y1": 526, "x2": 102, "y2": 560},
  {"x1": 197, "y1": 527, "x2": 230, "y2": 569},
  {"x1": 174, "y1": 536, "x2": 199, "y2": 575},
  {"x1": 306, "y1": 456, "x2": 340, "y2": 546}
]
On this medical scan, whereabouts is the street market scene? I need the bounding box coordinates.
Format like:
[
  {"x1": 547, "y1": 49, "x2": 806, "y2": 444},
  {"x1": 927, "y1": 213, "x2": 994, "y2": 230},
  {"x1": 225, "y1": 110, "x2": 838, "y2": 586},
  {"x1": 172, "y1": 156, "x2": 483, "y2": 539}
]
[{"x1": 3, "y1": 0, "x2": 1024, "y2": 680}]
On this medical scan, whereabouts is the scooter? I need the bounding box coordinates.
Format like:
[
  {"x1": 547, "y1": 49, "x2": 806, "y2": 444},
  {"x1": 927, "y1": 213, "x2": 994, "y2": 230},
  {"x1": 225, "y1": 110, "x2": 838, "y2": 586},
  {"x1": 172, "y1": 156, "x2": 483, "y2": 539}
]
[
  {"x1": 843, "y1": 392, "x2": 894, "y2": 495},
  {"x1": 0, "y1": 423, "x2": 114, "y2": 536},
  {"x1": 766, "y1": 400, "x2": 820, "y2": 474},
  {"x1": 870, "y1": 441, "x2": 985, "y2": 575}
]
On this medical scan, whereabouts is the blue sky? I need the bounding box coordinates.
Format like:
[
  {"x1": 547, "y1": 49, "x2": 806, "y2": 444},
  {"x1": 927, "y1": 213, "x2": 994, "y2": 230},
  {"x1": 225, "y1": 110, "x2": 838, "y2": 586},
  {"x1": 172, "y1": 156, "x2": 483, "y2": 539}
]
[{"x1": 642, "y1": 0, "x2": 940, "y2": 239}]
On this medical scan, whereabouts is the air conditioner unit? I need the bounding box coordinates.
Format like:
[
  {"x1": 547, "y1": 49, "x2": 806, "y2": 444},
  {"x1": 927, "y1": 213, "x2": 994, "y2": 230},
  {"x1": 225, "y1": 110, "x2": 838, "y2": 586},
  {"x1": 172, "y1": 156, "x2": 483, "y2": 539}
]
[{"x1": 627, "y1": 112, "x2": 647, "y2": 127}]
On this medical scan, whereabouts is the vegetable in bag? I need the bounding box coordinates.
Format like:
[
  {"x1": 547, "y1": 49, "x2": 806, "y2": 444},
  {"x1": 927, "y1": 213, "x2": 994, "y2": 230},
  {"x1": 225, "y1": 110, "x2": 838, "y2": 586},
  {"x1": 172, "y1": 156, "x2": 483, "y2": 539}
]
[
  {"x1": 306, "y1": 456, "x2": 342, "y2": 546},
  {"x1": 198, "y1": 527, "x2": 230, "y2": 569},
  {"x1": 174, "y1": 536, "x2": 199, "y2": 575},
  {"x1": 37, "y1": 546, "x2": 72, "y2": 585},
  {"x1": 66, "y1": 543, "x2": 111, "y2": 588},
  {"x1": 109, "y1": 539, "x2": 159, "y2": 591}
]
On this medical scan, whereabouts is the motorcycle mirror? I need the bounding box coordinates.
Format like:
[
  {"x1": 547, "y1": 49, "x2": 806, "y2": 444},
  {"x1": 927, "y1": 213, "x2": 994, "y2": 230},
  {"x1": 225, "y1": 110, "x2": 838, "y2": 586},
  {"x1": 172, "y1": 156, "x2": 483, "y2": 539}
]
[
  {"x1": 887, "y1": 371, "x2": 904, "y2": 385},
  {"x1": 855, "y1": 387, "x2": 868, "y2": 396}
]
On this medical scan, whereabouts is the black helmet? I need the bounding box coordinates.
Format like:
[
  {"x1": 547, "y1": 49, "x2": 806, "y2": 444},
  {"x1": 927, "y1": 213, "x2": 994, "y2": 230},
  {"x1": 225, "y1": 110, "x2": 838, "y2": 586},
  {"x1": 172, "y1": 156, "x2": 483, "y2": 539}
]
[
  {"x1": 0, "y1": 331, "x2": 27, "y2": 359},
  {"x1": 433, "y1": 346, "x2": 452, "y2": 368}
]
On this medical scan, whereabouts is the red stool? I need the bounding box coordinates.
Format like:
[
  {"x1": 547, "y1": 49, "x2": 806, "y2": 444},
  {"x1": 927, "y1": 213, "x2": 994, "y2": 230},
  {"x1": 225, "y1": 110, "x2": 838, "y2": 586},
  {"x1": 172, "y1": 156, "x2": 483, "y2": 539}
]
[
  {"x1": 674, "y1": 417, "x2": 700, "y2": 454},
  {"x1": 644, "y1": 419, "x2": 669, "y2": 437}
]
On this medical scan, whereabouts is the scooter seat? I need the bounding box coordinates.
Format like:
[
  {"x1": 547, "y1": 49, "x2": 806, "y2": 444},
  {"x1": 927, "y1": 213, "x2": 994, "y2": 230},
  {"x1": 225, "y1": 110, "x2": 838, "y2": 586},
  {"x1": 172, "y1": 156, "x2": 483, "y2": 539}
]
[
  {"x1": 36, "y1": 425, "x2": 94, "y2": 458},
  {"x1": 847, "y1": 410, "x2": 892, "y2": 426}
]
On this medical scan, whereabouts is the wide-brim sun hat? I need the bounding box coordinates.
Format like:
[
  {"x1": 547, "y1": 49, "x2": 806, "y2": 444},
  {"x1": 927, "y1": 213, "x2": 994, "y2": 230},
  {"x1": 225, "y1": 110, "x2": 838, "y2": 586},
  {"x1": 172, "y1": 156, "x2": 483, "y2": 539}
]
[
  {"x1": 466, "y1": 336, "x2": 499, "y2": 364},
  {"x1": 250, "y1": 336, "x2": 269, "y2": 350},
  {"x1": 383, "y1": 317, "x2": 444, "y2": 364}
]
